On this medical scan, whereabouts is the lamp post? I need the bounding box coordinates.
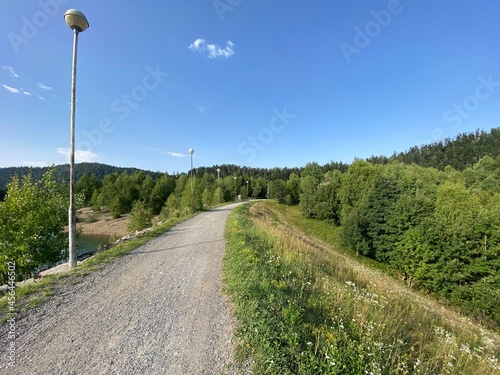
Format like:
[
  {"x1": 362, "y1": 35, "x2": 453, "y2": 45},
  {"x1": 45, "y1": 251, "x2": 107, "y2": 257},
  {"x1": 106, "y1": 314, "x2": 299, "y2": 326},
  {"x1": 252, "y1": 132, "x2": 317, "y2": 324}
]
[
  {"x1": 216, "y1": 168, "x2": 220, "y2": 205},
  {"x1": 189, "y1": 148, "x2": 194, "y2": 211},
  {"x1": 234, "y1": 176, "x2": 237, "y2": 201},
  {"x1": 246, "y1": 180, "x2": 249, "y2": 199},
  {"x1": 64, "y1": 9, "x2": 89, "y2": 269}
]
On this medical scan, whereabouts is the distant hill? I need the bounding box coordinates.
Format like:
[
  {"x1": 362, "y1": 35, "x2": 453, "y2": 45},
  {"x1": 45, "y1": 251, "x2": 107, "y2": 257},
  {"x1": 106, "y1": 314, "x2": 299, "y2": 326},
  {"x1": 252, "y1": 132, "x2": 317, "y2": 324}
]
[
  {"x1": 1, "y1": 127, "x2": 498, "y2": 193},
  {"x1": 0, "y1": 162, "x2": 303, "y2": 193},
  {"x1": 367, "y1": 127, "x2": 500, "y2": 170},
  {"x1": 0, "y1": 162, "x2": 163, "y2": 191}
]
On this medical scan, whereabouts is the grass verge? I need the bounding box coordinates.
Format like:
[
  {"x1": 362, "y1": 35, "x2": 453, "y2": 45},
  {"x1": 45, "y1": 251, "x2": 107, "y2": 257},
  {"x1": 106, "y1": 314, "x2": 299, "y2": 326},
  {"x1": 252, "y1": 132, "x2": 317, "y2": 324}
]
[
  {"x1": 223, "y1": 202, "x2": 500, "y2": 374},
  {"x1": 0, "y1": 213, "x2": 194, "y2": 323}
]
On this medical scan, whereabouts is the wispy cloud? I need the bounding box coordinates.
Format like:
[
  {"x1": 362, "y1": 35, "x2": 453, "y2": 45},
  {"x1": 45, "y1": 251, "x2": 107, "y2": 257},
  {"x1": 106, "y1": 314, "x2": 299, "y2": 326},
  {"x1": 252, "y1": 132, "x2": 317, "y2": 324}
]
[
  {"x1": 38, "y1": 95, "x2": 45, "y2": 100},
  {"x1": 57, "y1": 148, "x2": 99, "y2": 163},
  {"x1": 2, "y1": 66, "x2": 19, "y2": 78},
  {"x1": 37, "y1": 83, "x2": 53, "y2": 91},
  {"x1": 167, "y1": 151, "x2": 185, "y2": 158},
  {"x1": 2, "y1": 84, "x2": 21, "y2": 94},
  {"x1": 188, "y1": 38, "x2": 235, "y2": 59},
  {"x1": 2, "y1": 84, "x2": 36, "y2": 98},
  {"x1": 197, "y1": 105, "x2": 208, "y2": 114}
]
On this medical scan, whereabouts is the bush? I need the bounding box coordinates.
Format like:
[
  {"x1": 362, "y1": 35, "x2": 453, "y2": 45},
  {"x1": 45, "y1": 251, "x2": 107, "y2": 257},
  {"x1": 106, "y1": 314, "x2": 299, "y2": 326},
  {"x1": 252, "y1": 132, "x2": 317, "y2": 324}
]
[
  {"x1": 127, "y1": 200, "x2": 152, "y2": 232},
  {"x1": 0, "y1": 169, "x2": 67, "y2": 282}
]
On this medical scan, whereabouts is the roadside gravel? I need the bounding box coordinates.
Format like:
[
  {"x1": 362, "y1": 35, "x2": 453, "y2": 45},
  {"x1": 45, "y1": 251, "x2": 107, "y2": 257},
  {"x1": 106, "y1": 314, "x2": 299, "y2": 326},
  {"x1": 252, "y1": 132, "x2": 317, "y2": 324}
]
[{"x1": 1, "y1": 203, "x2": 244, "y2": 375}]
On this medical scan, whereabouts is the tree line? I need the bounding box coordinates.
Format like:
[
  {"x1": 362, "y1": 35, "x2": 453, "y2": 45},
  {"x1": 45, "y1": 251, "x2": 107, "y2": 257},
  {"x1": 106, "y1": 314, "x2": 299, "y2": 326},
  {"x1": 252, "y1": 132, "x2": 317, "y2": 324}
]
[
  {"x1": 293, "y1": 157, "x2": 500, "y2": 326},
  {"x1": 367, "y1": 127, "x2": 500, "y2": 171},
  {"x1": 0, "y1": 166, "x2": 286, "y2": 282},
  {"x1": 1, "y1": 127, "x2": 499, "y2": 326}
]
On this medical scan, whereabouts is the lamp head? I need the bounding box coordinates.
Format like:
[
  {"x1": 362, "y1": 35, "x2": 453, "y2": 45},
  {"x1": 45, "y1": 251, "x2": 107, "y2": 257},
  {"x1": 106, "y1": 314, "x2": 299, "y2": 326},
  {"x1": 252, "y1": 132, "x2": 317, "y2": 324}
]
[
  {"x1": 189, "y1": 148, "x2": 194, "y2": 155},
  {"x1": 64, "y1": 9, "x2": 89, "y2": 32}
]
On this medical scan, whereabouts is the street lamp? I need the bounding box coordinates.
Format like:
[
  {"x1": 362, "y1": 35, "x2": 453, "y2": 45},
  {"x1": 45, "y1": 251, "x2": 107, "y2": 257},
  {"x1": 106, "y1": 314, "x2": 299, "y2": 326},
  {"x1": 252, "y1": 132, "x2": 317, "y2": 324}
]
[
  {"x1": 189, "y1": 148, "x2": 194, "y2": 211},
  {"x1": 64, "y1": 9, "x2": 89, "y2": 269},
  {"x1": 234, "y1": 176, "x2": 237, "y2": 201},
  {"x1": 216, "y1": 168, "x2": 220, "y2": 205},
  {"x1": 246, "y1": 180, "x2": 249, "y2": 199}
]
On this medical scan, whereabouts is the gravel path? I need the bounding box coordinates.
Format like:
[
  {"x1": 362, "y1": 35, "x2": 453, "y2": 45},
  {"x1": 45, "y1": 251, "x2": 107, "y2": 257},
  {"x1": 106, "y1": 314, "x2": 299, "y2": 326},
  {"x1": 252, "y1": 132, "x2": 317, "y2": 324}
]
[{"x1": 1, "y1": 203, "x2": 243, "y2": 375}]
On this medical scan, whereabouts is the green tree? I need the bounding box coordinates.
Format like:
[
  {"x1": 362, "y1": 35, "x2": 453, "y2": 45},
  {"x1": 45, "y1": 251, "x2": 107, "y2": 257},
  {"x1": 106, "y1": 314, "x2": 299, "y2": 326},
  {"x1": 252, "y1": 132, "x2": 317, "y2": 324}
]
[
  {"x1": 0, "y1": 169, "x2": 67, "y2": 282},
  {"x1": 91, "y1": 189, "x2": 101, "y2": 211},
  {"x1": 75, "y1": 173, "x2": 101, "y2": 206},
  {"x1": 252, "y1": 177, "x2": 267, "y2": 199},
  {"x1": 269, "y1": 180, "x2": 287, "y2": 204},
  {"x1": 202, "y1": 188, "x2": 213, "y2": 208},
  {"x1": 213, "y1": 187, "x2": 225, "y2": 205},
  {"x1": 97, "y1": 173, "x2": 119, "y2": 209},
  {"x1": 299, "y1": 162, "x2": 324, "y2": 216},
  {"x1": 150, "y1": 173, "x2": 175, "y2": 214},
  {"x1": 338, "y1": 159, "x2": 380, "y2": 224},
  {"x1": 425, "y1": 183, "x2": 480, "y2": 294},
  {"x1": 162, "y1": 193, "x2": 181, "y2": 219},
  {"x1": 286, "y1": 173, "x2": 300, "y2": 205},
  {"x1": 299, "y1": 175, "x2": 318, "y2": 217},
  {"x1": 140, "y1": 175, "x2": 155, "y2": 203},
  {"x1": 314, "y1": 170, "x2": 342, "y2": 224},
  {"x1": 128, "y1": 200, "x2": 153, "y2": 232},
  {"x1": 182, "y1": 177, "x2": 203, "y2": 213}
]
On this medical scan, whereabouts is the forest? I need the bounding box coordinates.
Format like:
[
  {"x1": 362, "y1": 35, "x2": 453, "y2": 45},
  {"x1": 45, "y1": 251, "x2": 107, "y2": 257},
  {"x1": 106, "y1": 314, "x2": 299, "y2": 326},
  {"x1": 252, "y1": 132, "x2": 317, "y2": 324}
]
[{"x1": 0, "y1": 127, "x2": 499, "y2": 325}]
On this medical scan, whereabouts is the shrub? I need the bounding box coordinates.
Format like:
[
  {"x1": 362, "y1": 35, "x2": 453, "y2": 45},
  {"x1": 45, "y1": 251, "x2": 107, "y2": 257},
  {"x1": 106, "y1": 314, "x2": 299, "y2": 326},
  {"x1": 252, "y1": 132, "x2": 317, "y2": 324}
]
[
  {"x1": 128, "y1": 200, "x2": 152, "y2": 232},
  {"x1": 0, "y1": 169, "x2": 67, "y2": 282}
]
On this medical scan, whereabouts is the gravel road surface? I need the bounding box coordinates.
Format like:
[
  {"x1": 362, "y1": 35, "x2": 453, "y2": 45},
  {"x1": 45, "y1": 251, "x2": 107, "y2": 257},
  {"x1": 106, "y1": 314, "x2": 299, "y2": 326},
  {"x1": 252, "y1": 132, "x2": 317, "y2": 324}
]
[{"x1": 1, "y1": 203, "x2": 243, "y2": 375}]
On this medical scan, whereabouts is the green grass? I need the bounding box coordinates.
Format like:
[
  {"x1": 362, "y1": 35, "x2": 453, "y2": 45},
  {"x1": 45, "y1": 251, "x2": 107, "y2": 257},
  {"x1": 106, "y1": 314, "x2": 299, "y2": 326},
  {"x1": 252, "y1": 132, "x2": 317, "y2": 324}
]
[
  {"x1": 267, "y1": 201, "x2": 399, "y2": 276},
  {"x1": 223, "y1": 202, "x2": 500, "y2": 374},
  {"x1": 0, "y1": 213, "x2": 194, "y2": 323}
]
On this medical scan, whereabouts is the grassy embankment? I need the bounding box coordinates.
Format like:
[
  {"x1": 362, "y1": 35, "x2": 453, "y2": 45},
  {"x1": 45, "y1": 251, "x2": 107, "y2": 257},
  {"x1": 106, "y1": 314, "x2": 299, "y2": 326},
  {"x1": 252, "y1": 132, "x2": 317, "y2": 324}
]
[
  {"x1": 223, "y1": 201, "x2": 500, "y2": 374},
  {"x1": 0, "y1": 213, "x2": 194, "y2": 323}
]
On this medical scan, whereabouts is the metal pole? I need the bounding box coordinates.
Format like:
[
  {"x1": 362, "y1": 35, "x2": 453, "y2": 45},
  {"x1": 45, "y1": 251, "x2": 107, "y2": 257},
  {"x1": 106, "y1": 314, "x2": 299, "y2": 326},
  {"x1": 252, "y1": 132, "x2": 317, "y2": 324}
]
[
  {"x1": 190, "y1": 154, "x2": 194, "y2": 211},
  {"x1": 68, "y1": 29, "x2": 79, "y2": 269},
  {"x1": 217, "y1": 169, "x2": 220, "y2": 205}
]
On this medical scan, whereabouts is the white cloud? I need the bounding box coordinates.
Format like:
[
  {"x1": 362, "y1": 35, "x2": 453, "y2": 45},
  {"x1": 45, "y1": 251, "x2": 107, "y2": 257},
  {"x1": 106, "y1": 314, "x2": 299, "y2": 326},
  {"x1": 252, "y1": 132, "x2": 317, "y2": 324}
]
[
  {"x1": 189, "y1": 38, "x2": 206, "y2": 51},
  {"x1": 57, "y1": 148, "x2": 99, "y2": 163},
  {"x1": 2, "y1": 66, "x2": 19, "y2": 78},
  {"x1": 37, "y1": 83, "x2": 53, "y2": 91},
  {"x1": 2, "y1": 84, "x2": 21, "y2": 94},
  {"x1": 3, "y1": 84, "x2": 32, "y2": 96},
  {"x1": 167, "y1": 151, "x2": 185, "y2": 158},
  {"x1": 188, "y1": 38, "x2": 235, "y2": 59}
]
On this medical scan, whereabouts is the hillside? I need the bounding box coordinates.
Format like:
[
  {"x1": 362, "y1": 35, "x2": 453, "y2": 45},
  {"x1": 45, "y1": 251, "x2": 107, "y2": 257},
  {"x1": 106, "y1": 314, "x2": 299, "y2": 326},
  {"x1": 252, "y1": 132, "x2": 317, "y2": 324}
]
[
  {"x1": 0, "y1": 162, "x2": 162, "y2": 191},
  {"x1": 368, "y1": 127, "x2": 500, "y2": 170},
  {"x1": 1, "y1": 127, "x2": 499, "y2": 197}
]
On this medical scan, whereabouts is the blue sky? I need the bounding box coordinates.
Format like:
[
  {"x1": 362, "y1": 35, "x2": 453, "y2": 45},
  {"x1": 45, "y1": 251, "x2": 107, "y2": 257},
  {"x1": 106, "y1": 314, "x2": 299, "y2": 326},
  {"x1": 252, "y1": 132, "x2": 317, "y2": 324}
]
[{"x1": 2, "y1": 1, "x2": 500, "y2": 173}]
